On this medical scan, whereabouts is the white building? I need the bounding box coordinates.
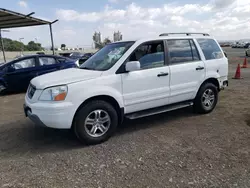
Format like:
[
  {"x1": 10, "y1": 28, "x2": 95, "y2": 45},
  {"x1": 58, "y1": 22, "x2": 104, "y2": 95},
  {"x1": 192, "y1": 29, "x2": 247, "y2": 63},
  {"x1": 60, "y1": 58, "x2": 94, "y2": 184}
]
[
  {"x1": 93, "y1": 32, "x2": 102, "y2": 46},
  {"x1": 114, "y1": 31, "x2": 122, "y2": 42}
]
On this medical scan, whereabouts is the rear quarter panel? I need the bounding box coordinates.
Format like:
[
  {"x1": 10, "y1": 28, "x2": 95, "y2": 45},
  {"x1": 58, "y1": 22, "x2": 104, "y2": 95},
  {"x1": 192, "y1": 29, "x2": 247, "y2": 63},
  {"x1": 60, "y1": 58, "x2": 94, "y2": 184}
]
[{"x1": 194, "y1": 38, "x2": 228, "y2": 79}]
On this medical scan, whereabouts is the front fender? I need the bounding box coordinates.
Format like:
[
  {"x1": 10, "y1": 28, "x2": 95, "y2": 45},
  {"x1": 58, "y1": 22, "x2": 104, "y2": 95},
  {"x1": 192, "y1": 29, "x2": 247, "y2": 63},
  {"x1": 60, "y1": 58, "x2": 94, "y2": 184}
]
[
  {"x1": 67, "y1": 75, "x2": 124, "y2": 114},
  {"x1": 75, "y1": 86, "x2": 124, "y2": 108}
]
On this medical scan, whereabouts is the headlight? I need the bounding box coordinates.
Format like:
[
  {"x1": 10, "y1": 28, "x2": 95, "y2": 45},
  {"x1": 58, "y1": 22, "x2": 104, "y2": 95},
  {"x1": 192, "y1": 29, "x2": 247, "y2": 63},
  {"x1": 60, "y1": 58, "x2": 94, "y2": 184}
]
[{"x1": 39, "y1": 85, "x2": 68, "y2": 101}]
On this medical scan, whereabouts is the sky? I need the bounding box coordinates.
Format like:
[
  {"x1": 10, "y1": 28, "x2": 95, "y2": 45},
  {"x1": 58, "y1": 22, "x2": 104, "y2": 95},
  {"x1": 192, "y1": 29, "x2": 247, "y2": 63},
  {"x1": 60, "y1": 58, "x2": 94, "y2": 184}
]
[{"x1": 1, "y1": 0, "x2": 250, "y2": 48}]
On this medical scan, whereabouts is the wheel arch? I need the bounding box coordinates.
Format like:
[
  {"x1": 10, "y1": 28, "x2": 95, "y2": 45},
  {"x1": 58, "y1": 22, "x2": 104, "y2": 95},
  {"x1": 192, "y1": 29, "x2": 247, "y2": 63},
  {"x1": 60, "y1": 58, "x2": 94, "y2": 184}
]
[
  {"x1": 196, "y1": 77, "x2": 220, "y2": 97},
  {"x1": 72, "y1": 95, "x2": 124, "y2": 128}
]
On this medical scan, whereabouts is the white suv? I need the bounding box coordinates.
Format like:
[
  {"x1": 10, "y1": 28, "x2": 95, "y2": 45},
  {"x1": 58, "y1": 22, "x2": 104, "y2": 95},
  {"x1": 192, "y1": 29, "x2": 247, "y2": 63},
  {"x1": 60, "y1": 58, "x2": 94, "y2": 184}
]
[{"x1": 24, "y1": 33, "x2": 228, "y2": 144}]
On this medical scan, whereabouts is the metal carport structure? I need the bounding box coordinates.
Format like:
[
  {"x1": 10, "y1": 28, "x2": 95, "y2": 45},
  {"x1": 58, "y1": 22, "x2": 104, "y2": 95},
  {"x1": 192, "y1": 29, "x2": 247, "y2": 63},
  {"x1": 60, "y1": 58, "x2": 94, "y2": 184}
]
[{"x1": 0, "y1": 8, "x2": 58, "y2": 62}]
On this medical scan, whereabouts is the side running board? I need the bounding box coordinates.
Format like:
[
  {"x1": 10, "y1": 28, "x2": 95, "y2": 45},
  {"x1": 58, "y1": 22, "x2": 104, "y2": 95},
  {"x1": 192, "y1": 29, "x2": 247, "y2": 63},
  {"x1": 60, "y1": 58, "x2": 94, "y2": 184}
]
[{"x1": 126, "y1": 101, "x2": 193, "y2": 120}]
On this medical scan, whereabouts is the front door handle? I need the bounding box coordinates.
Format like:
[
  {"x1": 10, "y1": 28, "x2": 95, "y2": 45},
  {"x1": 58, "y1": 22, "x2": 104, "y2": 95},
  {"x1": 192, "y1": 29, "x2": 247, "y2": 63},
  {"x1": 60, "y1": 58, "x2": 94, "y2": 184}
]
[
  {"x1": 196, "y1": 66, "x2": 204, "y2": 70},
  {"x1": 157, "y1": 72, "x2": 169, "y2": 77}
]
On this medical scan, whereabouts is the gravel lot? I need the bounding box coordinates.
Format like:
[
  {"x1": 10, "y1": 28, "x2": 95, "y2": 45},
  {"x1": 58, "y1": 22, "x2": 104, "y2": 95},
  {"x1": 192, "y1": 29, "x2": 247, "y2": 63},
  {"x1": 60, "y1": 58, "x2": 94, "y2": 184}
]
[{"x1": 0, "y1": 47, "x2": 250, "y2": 188}]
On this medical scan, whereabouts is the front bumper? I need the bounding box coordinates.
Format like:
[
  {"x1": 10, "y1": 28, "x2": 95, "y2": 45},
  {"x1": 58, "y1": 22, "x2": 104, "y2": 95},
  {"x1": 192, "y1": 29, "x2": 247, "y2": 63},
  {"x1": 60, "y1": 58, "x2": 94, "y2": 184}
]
[
  {"x1": 24, "y1": 96, "x2": 76, "y2": 129},
  {"x1": 24, "y1": 104, "x2": 47, "y2": 127}
]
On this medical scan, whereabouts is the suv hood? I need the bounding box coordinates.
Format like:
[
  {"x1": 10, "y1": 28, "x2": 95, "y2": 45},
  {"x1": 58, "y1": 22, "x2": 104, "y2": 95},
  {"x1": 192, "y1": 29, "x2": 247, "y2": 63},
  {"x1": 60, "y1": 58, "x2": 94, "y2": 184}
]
[{"x1": 31, "y1": 68, "x2": 102, "y2": 89}]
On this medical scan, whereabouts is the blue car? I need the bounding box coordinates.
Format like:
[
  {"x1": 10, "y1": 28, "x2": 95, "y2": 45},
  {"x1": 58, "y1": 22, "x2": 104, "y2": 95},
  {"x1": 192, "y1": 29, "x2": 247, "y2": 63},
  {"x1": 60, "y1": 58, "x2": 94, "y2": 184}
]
[{"x1": 0, "y1": 54, "x2": 78, "y2": 93}]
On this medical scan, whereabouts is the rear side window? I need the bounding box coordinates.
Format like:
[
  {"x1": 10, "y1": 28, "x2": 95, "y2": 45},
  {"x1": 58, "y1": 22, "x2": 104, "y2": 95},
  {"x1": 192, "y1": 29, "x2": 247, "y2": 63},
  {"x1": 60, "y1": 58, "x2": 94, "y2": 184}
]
[
  {"x1": 167, "y1": 39, "x2": 200, "y2": 64},
  {"x1": 39, "y1": 57, "x2": 57, "y2": 66},
  {"x1": 197, "y1": 39, "x2": 223, "y2": 60},
  {"x1": 12, "y1": 58, "x2": 36, "y2": 70}
]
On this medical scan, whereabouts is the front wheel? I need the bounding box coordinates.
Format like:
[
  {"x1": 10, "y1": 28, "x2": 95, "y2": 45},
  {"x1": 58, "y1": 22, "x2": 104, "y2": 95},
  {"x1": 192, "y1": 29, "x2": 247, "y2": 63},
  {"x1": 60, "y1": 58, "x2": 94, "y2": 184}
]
[
  {"x1": 0, "y1": 83, "x2": 6, "y2": 95},
  {"x1": 193, "y1": 83, "x2": 218, "y2": 114},
  {"x1": 73, "y1": 100, "x2": 118, "y2": 145}
]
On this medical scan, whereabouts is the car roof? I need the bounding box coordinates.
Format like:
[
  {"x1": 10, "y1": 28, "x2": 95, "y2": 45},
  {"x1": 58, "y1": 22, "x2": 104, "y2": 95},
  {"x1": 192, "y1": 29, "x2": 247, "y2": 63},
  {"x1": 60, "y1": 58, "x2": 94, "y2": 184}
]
[
  {"x1": 19, "y1": 54, "x2": 65, "y2": 58},
  {"x1": 8, "y1": 54, "x2": 68, "y2": 63},
  {"x1": 111, "y1": 34, "x2": 215, "y2": 45}
]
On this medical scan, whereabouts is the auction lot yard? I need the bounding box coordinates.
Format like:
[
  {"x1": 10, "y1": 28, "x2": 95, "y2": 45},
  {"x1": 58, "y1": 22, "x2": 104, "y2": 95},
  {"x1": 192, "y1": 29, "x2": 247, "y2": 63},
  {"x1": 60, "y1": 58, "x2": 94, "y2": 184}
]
[{"x1": 0, "y1": 47, "x2": 250, "y2": 188}]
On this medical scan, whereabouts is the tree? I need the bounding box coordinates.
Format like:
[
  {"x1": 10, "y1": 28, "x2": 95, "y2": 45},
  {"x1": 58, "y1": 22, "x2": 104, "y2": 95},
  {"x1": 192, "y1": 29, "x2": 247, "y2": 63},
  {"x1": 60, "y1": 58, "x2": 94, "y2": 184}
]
[
  {"x1": 0, "y1": 38, "x2": 26, "y2": 51},
  {"x1": 26, "y1": 41, "x2": 42, "y2": 51},
  {"x1": 93, "y1": 37, "x2": 112, "y2": 49},
  {"x1": 103, "y1": 37, "x2": 111, "y2": 45},
  {"x1": 61, "y1": 44, "x2": 66, "y2": 50},
  {"x1": 0, "y1": 38, "x2": 44, "y2": 51}
]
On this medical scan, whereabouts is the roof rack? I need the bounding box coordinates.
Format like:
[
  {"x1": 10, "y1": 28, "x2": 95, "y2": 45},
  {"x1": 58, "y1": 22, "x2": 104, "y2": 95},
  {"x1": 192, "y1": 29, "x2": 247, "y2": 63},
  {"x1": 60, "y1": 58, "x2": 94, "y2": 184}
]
[{"x1": 159, "y1": 33, "x2": 210, "y2": 37}]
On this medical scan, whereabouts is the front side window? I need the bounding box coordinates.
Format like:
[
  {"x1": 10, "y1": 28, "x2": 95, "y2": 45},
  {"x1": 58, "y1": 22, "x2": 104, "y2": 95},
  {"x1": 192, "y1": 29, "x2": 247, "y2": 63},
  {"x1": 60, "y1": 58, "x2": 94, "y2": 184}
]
[
  {"x1": 39, "y1": 57, "x2": 57, "y2": 66},
  {"x1": 167, "y1": 39, "x2": 200, "y2": 64},
  {"x1": 128, "y1": 41, "x2": 165, "y2": 70},
  {"x1": 12, "y1": 58, "x2": 36, "y2": 70},
  {"x1": 80, "y1": 41, "x2": 134, "y2": 71},
  {"x1": 197, "y1": 39, "x2": 224, "y2": 60}
]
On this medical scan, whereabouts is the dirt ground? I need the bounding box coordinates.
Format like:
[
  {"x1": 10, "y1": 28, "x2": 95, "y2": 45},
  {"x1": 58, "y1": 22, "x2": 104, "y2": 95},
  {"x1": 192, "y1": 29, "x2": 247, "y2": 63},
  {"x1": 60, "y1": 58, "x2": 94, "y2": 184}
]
[{"x1": 0, "y1": 47, "x2": 250, "y2": 188}]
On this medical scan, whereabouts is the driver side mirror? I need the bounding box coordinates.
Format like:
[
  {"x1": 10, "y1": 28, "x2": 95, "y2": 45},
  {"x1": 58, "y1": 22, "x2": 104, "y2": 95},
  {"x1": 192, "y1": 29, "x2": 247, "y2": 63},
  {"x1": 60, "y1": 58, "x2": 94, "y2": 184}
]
[{"x1": 125, "y1": 61, "x2": 141, "y2": 72}]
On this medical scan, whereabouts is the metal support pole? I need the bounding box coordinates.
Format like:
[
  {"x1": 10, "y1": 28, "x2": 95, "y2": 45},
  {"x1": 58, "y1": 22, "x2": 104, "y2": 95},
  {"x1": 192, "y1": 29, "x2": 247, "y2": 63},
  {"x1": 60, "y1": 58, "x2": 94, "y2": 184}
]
[
  {"x1": 0, "y1": 29, "x2": 6, "y2": 62},
  {"x1": 49, "y1": 24, "x2": 55, "y2": 55}
]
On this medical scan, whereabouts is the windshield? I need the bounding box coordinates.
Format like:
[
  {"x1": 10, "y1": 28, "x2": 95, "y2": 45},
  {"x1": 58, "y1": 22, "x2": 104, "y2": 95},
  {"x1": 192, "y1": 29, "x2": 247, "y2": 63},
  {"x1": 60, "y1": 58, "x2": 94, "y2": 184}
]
[{"x1": 80, "y1": 41, "x2": 134, "y2": 71}]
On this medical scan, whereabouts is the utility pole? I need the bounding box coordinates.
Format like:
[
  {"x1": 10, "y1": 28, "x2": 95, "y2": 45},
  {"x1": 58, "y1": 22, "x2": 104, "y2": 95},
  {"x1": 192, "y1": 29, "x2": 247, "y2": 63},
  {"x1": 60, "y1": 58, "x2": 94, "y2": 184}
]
[
  {"x1": 19, "y1": 37, "x2": 24, "y2": 56},
  {"x1": 0, "y1": 29, "x2": 10, "y2": 62}
]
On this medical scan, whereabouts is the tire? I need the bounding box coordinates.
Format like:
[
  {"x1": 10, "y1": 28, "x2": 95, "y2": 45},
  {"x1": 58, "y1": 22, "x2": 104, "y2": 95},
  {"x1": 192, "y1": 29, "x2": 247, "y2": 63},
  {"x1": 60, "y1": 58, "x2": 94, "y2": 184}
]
[
  {"x1": 246, "y1": 51, "x2": 249, "y2": 57},
  {"x1": 73, "y1": 100, "x2": 118, "y2": 145},
  {"x1": 193, "y1": 83, "x2": 218, "y2": 114}
]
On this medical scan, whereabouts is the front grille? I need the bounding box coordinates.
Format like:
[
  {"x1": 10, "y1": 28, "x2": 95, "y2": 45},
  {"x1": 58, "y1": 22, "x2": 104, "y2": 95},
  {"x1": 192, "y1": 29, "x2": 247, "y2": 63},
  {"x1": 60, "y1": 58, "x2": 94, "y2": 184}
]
[{"x1": 28, "y1": 84, "x2": 36, "y2": 99}]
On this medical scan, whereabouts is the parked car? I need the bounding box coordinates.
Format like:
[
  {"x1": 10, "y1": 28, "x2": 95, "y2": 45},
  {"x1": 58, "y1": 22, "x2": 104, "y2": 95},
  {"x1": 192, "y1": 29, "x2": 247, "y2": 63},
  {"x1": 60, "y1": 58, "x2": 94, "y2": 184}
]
[
  {"x1": 36, "y1": 52, "x2": 45, "y2": 55},
  {"x1": 59, "y1": 52, "x2": 83, "y2": 59},
  {"x1": 246, "y1": 47, "x2": 250, "y2": 56},
  {"x1": 24, "y1": 33, "x2": 228, "y2": 145},
  {"x1": 78, "y1": 53, "x2": 94, "y2": 65},
  {"x1": 0, "y1": 54, "x2": 78, "y2": 93},
  {"x1": 231, "y1": 44, "x2": 237, "y2": 48},
  {"x1": 59, "y1": 52, "x2": 94, "y2": 66},
  {"x1": 239, "y1": 43, "x2": 247, "y2": 48},
  {"x1": 244, "y1": 43, "x2": 250, "y2": 49}
]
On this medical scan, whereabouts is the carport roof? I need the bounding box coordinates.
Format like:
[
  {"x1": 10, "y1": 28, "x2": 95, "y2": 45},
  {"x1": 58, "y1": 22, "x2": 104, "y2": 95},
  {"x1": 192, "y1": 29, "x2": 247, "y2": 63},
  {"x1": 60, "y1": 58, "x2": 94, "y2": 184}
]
[{"x1": 0, "y1": 8, "x2": 51, "y2": 29}]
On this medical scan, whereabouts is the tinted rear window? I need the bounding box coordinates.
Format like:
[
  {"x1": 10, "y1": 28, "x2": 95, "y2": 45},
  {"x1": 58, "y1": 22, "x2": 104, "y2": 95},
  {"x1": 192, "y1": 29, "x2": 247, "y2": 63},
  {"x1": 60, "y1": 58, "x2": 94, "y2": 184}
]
[
  {"x1": 197, "y1": 39, "x2": 223, "y2": 60},
  {"x1": 167, "y1": 39, "x2": 201, "y2": 64}
]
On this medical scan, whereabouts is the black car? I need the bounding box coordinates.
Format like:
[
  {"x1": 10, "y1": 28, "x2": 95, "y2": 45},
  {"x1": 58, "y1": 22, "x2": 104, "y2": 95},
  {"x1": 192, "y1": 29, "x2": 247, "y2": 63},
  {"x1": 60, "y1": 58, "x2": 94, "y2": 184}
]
[
  {"x1": 244, "y1": 43, "x2": 250, "y2": 49},
  {"x1": 0, "y1": 54, "x2": 78, "y2": 93},
  {"x1": 59, "y1": 52, "x2": 94, "y2": 65},
  {"x1": 59, "y1": 52, "x2": 83, "y2": 59}
]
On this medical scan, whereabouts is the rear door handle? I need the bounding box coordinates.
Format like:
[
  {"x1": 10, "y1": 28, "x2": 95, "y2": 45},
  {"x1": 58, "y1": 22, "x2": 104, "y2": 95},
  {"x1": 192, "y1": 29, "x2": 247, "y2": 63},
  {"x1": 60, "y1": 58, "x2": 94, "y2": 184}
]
[
  {"x1": 157, "y1": 72, "x2": 169, "y2": 77},
  {"x1": 196, "y1": 66, "x2": 204, "y2": 70}
]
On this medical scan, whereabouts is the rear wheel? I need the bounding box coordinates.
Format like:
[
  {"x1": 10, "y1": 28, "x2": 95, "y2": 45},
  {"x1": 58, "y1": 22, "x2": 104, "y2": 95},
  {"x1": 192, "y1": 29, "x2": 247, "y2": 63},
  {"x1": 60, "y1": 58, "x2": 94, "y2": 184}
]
[
  {"x1": 194, "y1": 83, "x2": 218, "y2": 114},
  {"x1": 73, "y1": 100, "x2": 118, "y2": 145}
]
